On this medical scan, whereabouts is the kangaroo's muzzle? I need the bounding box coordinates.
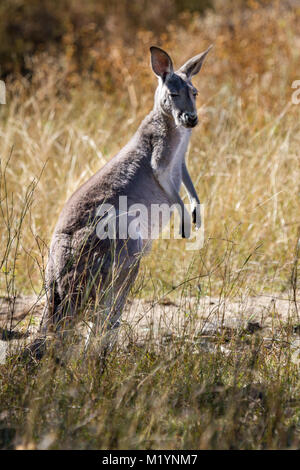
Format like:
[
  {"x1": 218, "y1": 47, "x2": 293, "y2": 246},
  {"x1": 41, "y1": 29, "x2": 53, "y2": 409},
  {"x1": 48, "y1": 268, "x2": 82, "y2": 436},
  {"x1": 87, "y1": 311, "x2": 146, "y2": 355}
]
[{"x1": 178, "y1": 111, "x2": 198, "y2": 128}]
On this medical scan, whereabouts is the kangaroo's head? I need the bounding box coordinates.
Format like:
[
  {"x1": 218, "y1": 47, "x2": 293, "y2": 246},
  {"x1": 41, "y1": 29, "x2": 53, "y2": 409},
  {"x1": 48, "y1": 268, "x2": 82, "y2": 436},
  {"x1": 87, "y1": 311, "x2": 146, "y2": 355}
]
[{"x1": 150, "y1": 45, "x2": 212, "y2": 129}]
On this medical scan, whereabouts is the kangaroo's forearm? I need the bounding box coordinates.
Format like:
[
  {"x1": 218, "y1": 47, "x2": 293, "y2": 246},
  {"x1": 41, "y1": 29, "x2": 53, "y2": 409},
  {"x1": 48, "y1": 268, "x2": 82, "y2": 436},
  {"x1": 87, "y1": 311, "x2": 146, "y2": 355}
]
[
  {"x1": 152, "y1": 169, "x2": 192, "y2": 238},
  {"x1": 182, "y1": 162, "x2": 201, "y2": 229},
  {"x1": 182, "y1": 162, "x2": 200, "y2": 205}
]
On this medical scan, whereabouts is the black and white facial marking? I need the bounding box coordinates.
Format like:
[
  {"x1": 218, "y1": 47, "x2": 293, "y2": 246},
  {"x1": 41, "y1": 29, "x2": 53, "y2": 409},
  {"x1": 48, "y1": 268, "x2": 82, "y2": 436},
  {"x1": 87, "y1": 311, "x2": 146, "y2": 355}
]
[{"x1": 150, "y1": 45, "x2": 212, "y2": 129}]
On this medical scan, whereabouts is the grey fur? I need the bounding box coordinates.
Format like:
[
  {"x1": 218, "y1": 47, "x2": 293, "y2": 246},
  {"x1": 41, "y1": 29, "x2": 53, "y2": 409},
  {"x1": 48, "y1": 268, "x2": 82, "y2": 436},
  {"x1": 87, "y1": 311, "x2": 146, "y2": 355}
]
[{"x1": 33, "y1": 45, "x2": 212, "y2": 357}]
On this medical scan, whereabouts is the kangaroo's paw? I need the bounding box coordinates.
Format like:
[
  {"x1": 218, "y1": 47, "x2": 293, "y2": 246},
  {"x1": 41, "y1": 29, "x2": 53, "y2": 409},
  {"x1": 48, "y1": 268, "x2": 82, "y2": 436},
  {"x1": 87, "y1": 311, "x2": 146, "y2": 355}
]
[
  {"x1": 192, "y1": 203, "x2": 201, "y2": 230},
  {"x1": 180, "y1": 215, "x2": 191, "y2": 239}
]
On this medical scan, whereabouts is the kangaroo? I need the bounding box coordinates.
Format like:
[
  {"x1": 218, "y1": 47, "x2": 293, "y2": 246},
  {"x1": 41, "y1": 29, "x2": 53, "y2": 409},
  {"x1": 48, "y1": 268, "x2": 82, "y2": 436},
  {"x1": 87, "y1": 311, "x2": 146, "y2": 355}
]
[{"x1": 28, "y1": 45, "x2": 212, "y2": 360}]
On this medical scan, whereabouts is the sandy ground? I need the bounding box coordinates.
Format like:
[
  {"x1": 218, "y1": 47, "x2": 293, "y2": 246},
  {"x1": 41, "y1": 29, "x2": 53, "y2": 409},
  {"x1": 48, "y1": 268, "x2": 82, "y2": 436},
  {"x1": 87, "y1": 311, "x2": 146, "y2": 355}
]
[{"x1": 1, "y1": 292, "x2": 300, "y2": 363}]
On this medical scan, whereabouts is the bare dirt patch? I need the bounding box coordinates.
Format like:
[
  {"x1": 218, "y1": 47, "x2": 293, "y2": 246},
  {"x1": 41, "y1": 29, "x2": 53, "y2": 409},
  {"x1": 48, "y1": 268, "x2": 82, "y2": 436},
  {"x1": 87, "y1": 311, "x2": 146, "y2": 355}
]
[{"x1": 1, "y1": 293, "x2": 300, "y2": 362}]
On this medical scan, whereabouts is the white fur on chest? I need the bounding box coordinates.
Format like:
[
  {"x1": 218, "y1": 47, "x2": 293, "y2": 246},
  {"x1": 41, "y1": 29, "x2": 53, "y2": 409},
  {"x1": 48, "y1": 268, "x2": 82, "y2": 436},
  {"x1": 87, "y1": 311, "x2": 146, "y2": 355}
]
[{"x1": 166, "y1": 128, "x2": 190, "y2": 190}]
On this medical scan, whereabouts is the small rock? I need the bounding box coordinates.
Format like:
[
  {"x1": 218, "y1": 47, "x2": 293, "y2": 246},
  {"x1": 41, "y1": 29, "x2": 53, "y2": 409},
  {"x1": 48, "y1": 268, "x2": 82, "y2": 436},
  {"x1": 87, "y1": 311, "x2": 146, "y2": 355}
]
[{"x1": 246, "y1": 321, "x2": 262, "y2": 334}]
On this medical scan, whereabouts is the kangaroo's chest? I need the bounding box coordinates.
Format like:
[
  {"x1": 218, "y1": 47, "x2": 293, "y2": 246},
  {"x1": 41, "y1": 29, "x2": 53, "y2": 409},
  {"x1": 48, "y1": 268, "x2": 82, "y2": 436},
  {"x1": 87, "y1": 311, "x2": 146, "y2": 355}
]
[{"x1": 165, "y1": 129, "x2": 190, "y2": 191}]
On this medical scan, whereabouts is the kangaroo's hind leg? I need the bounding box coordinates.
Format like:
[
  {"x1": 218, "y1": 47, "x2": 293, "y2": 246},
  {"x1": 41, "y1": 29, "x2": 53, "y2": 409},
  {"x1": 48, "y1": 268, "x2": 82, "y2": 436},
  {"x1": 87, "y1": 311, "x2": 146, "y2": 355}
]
[
  {"x1": 85, "y1": 235, "x2": 142, "y2": 362},
  {"x1": 22, "y1": 233, "x2": 82, "y2": 361}
]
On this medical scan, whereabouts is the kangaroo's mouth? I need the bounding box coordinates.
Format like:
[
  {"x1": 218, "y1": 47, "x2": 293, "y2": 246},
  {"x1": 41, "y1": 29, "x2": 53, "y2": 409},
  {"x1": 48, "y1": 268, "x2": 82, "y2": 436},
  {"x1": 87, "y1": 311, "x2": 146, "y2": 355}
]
[
  {"x1": 176, "y1": 112, "x2": 198, "y2": 128},
  {"x1": 183, "y1": 119, "x2": 198, "y2": 128}
]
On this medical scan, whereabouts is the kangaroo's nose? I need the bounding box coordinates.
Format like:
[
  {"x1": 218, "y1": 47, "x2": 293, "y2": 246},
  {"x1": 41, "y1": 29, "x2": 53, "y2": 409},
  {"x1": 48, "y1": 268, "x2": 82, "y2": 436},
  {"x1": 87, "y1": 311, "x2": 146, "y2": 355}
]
[{"x1": 183, "y1": 112, "x2": 198, "y2": 126}]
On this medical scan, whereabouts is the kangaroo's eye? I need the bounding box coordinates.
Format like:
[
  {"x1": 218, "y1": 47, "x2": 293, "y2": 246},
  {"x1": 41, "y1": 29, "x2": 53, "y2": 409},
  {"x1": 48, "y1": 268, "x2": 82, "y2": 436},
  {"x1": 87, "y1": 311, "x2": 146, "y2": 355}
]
[
  {"x1": 169, "y1": 93, "x2": 179, "y2": 97},
  {"x1": 193, "y1": 91, "x2": 198, "y2": 97}
]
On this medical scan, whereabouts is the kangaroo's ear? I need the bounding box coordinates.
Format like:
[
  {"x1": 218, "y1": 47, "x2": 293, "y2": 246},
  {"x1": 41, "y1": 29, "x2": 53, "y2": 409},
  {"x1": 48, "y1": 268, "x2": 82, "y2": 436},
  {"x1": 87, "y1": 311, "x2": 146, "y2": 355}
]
[
  {"x1": 178, "y1": 45, "x2": 212, "y2": 78},
  {"x1": 150, "y1": 46, "x2": 173, "y2": 81}
]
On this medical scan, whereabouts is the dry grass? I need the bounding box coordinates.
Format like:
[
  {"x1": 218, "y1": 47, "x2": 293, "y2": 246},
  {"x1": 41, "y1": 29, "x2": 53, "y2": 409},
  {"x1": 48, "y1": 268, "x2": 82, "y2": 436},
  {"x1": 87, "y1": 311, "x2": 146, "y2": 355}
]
[{"x1": 0, "y1": 0, "x2": 300, "y2": 449}]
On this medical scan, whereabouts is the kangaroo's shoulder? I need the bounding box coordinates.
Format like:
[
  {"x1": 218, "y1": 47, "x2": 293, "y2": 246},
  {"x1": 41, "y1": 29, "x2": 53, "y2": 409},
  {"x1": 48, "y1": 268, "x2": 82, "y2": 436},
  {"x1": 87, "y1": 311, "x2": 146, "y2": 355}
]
[{"x1": 53, "y1": 114, "x2": 157, "y2": 235}]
